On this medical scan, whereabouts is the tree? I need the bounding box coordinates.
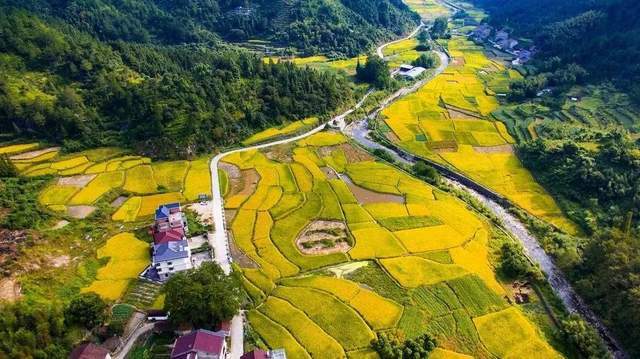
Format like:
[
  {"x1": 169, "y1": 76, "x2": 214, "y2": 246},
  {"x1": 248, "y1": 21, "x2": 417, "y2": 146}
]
[
  {"x1": 413, "y1": 161, "x2": 440, "y2": 184},
  {"x1": 500, "y1": 242, "x2": 538, "y2": 279},
  {"x1": 412, "y1": 53, "x2": 437, "y2": 69},
  {"x1": 372, "y1": 333, "x2": 436, "y2": 359},
  {"x1": 64, "y1": 293, "x2": 107, "y2": 330},
  {"x1": 356, "y1": 56, "x2": 392, "y2": 88},
  {"x1": 163, "y1": 262, "x2": 241, "y2": 328},
  {"x1": 561, "y1": 315, "x2": 610, "y2": 359},
  {"x1": 0, "y1": 155, "x2": 18, "y2": 177},
  {"x1": 373, "y1": 148, "x2": 395, "y2": 163},
  {"x1": 430, "y1": 16, "x2": 448, "y2": 38}
]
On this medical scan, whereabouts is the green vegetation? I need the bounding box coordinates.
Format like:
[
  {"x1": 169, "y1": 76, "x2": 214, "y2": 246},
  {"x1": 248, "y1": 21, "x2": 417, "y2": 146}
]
[
  {"x1": 372, "y1": 333, "x2": 437, "y2": 359},
  {"x1": 0, "y1": 9, "x2": 352, "y2": 158},
  {"x1": 64, "y1": 293, "x2": 107, "y2": 330},
  {"x1": 163, "y1": 263, "x2": 242, "y2": 328}
]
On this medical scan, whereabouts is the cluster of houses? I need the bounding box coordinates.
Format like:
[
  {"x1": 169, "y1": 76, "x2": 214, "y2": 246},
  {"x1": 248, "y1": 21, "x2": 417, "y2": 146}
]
[
  {"x1": 70, "y1": 202, "x2": 288, "y2": 358},
  {"x1": 470, "y1": 24, "x2": 535, "y2": 65},
  {"x1": 71, "y1": 329, "x2": 286, "y2": 359},
  {"x1": 144, "y1": 203, "x2": 195, "y2": 281}
]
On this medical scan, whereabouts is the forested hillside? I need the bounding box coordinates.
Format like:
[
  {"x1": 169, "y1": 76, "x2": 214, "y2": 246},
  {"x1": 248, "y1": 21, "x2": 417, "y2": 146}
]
[
  {"x1": 470, "y1": 0, "x2": 640, "y2": 99},
  {"x1": 2, "y1": 0, "x2": 418, "y2": 56},
  {"x1": 0, "y1": 8, "x2": 353, "y2": 159}
]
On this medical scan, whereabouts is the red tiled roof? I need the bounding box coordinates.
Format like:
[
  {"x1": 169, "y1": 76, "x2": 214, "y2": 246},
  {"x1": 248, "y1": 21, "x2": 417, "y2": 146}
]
[
  {"x1": 241, "y1": 349, "x2": 268, "y2": 359},
  {"x1": 171, "y1": 330, "x2": 225, "y2": 359},
  {"x1": 69, "y1": 343, "x2": 110, "y2": 359},
  {"x1": 153, "y1": 228, "x2": 185, "y2": 244}
]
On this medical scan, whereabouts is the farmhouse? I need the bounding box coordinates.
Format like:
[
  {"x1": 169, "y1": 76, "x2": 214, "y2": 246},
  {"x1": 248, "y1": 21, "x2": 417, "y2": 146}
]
[
  {"x1": 154, "y1": 203, "x2": 188, "y2": 235},
  {"x1": 241, "y1": 349, "x2": 287, "y2": 359},
  {"x1": 397, "y1": 64, "x2": 426, "y2": 80},
  {"x1": 152, "y1": 239, "x2": 193, "y2": 280},
  {"x1": 70, "y1": 343, "x2": 111, "y2": 359},
  {"x1": 170, "y1": 329, "x2": 227, "y2": 359}
]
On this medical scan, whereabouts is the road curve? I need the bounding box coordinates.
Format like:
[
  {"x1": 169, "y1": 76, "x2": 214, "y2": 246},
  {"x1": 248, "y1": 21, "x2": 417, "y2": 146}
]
[
  {"x1": 113, "y1": 323, "x2": 155, "y2": 359},
  {"x1": 376, "y1": 22, "x2": 425, "y2": 58},
  {"x1": 207, "y1": 22, "x2": 425, "y2": 359}
]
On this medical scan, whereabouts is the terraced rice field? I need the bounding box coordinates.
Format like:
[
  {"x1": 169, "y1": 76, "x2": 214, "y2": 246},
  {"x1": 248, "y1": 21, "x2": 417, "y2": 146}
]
[
  {"x1": 2, "y1": 143, "x2": 212, "y2": 222},
  {"x1": 242, "y1": 118, "x2": 319, "y2": 145},
  {"x1": 264, "y1": 56, "x2": 367, "y2": 76},
  {"x1": 379, "y1": 20, "x2": 579, "y2": 234},
  {"x1": 82, "y1": 233, "x2": 150, "y2": 300},
  {"x1": 382, "y1": 38, "x2": 431, "y2": 69},
  {"x1": 225, "y1": 130, "x2": 561, "y2": 358}
]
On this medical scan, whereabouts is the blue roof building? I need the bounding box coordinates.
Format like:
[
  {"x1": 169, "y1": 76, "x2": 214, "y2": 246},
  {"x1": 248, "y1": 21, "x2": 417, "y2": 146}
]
[{"x1": 152, "y1": 239, "x2": 193, "y2": 280}]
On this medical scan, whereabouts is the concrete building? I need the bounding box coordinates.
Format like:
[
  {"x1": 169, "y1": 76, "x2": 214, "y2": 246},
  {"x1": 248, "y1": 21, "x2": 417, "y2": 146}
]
[
  {"x1": 152, "y1": 239, "x2": 193, "y2": 280},
  {"x1": 171, "y1": 330, "x2": 227, "y2": 359},
  {"x1": 398, "y1": 64, "x2": 427, "y2": 80}
]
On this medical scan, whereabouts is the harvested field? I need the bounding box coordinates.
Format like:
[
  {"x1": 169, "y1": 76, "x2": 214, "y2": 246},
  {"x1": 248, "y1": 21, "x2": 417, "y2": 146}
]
[
  {"x1": 10, "y1": 147, "x2": 60, "y2": 160},
  {"x1": 57, "y1": 174, "x2": 96, "y2": 187},
  {"x1": 0, "y1": 277, "x2": 21, "y2": 302},
  {"x1": 67, "y1": 205, "x2": 96, "y2": 219},
  {"x1": 110, "y1": 196, "x2": 127, "y2": 208},
  {"x1": 296, "y1": 220, "x2": 351, "y2": 255},
  {"x1": 339, "y1": 175, "x2": 404, "y2": 204},
  {"x1": 339, "y1": 144, "x2": 373, "y2": 163},
  {"x1": 473, "y1": 144, "x2": 514, "y2": 154}
]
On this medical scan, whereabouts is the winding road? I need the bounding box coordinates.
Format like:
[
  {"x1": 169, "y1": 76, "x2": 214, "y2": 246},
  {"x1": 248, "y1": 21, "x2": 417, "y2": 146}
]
[{"x1": 207, "y1": 11, "x2": 625, "y2": 359}]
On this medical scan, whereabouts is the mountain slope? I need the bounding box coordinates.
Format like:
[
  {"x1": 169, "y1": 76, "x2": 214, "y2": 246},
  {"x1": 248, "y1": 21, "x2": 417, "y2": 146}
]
[
  {"x1": 0, "y1": 9, "x2": 352, "y2": 158},
  {"x1": 470, "y1": 0, "x2": 640, "y2": 99},
  {"x1": 2, "y1": 0, "x2": 419, "y2": 56}
]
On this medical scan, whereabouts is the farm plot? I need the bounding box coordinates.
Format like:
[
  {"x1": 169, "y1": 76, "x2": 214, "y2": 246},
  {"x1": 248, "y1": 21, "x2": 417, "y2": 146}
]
[
  {"x1": 82, "y1": 233, "x2": 150, "y2": 300},
  {"x1": 229, "y1": 128, "x2": 564, "y2": 358},
  {"x1": 379, "y1": 32, "x2": 579, "y2": 235}
]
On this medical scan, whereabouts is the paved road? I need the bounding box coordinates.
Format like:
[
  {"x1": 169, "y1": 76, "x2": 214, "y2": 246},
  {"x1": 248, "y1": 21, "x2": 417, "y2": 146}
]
[
  {"x1": 376, "y1": 22, "x2": 425, "y2": 58},
  {"x1": 207, "y1": 91, "x2": 372, "y2": 359},
  {"x1": 205, "y1": 22, "x2": 427, "y2": 359},
  {"x1": 113, "y1": 323, "x2": 155, "y2": 359}
]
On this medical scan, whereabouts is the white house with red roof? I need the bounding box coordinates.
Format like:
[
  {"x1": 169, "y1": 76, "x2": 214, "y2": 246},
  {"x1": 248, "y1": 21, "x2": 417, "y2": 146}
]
[{"x1": 170, "y1": 329, "x2": 227, "y2": 359}]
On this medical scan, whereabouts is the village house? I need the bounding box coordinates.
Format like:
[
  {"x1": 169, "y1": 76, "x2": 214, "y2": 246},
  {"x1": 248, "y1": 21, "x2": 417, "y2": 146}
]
[
  {"x1": 152, "y1": 239, "x2": 193, "y2": 280},
  {"x1": 241, "y1": 349, "x2": 287, "y2": 359},
  {"x1": 170, "y1": 330, "x2": 227, "y2": 359},
  {"x1": 154, "y1": 203, "x2": 188, "y2": 235},
  {"x1": 69, "y1": 343, "x2": 111, "y2": 359}
]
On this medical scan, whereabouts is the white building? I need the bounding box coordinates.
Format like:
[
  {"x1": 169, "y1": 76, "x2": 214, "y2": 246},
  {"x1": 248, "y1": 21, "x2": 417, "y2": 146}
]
[
  {"x1": 152, "y1": 239, "x2": 193, "y2": 281},
  {"x1": 397, "y1": 64, "x2": 427, "y2": 80}
]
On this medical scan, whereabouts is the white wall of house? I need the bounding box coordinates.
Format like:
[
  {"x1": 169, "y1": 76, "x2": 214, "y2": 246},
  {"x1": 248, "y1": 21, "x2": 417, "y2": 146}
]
[{"x1": 154, "y1": 254, "x2": 193, "y2": 280}]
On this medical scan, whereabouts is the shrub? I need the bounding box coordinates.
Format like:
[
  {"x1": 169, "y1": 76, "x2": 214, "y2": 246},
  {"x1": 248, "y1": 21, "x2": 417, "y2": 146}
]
[{"x1": 65, "y1": 293, "x2": 107, "y2": 329}]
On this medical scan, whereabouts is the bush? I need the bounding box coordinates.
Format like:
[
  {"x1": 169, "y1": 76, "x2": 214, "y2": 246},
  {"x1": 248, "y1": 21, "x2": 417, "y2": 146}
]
[
  {"x1": 372, "y1": 332, "x2": 437, "y2": 358},
  {"x1": 164, "y1": 262, "x2": 241, "y2": 328},
  {"x1": 500, "y1": 242, "x2": 539, "y2": 279},
  {"x1": 412, "y1": 161, "x2": 440, "y2": 184},
  {"x1": 560, "y1": 315, "x2": 611, "y2": 359},
  {"x1": 412, "y1": 53, "x2": 437, "y2": 69},
  {"x1": 65, "y1": 293, "x2": 107, "y2": 330}
]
